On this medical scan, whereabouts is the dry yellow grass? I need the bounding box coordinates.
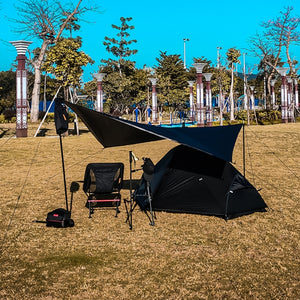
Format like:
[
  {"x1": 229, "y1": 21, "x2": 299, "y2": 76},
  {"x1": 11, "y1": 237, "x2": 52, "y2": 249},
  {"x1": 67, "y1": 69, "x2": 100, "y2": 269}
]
[{"x1": 0, "y1": 121, "x2": 299, "y2": 299}]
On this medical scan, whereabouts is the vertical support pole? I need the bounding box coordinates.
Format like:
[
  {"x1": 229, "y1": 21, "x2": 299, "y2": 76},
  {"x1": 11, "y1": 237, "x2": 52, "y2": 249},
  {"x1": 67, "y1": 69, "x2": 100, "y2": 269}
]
[{"x1": 59, "y1": 134, "x2": 68, "y2": 212}]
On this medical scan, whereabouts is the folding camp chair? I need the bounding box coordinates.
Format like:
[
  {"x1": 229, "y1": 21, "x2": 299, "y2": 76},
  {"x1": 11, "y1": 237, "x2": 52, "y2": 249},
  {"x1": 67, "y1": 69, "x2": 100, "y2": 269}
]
[{"x1": 83, "y1": 163, "x2": 124, "y2": 218}]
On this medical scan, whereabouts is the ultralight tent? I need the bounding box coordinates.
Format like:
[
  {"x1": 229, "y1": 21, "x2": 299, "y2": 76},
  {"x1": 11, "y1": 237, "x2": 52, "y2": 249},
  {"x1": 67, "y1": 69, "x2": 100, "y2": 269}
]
[
  {"x1": 65, "y1": 102, "x2": 267, "y2": 220},
  {"x1": 135, "y1": 145, "x2": 266, "y2": 220}
]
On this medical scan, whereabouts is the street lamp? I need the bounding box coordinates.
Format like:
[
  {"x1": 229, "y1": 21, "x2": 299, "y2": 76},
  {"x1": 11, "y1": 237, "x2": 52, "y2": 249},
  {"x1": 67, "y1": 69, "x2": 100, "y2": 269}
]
[
  {"x1": 277, "y1": 67, "x2": 289, "y2": 123},
  {"x1": 183, "y1": 38, "x2": 189, "y2": 69},
  {"x1": 270, "y1": 79, "x2": 276, "y2": 109},
  {"x1": 294, "y1": 78, "x2": 299, "y2": 109},
  {"x1": 93, "y1": 73, "x2": 106, "y2": 112},
  {"x1": 193, "y1": 63, "x2": 206, "y2": 127},
  {"x1": 187, "y1": 81, "x2": 195, "y2": 121},
  {"x1": 217, "y1": 47, "x2": 222, "y2": 69},
  {"x1": 287, "y1": 77, "x2": 293, "y2": 122},
  {"x1": 10, "y1": 40, "x2": 32, "y2": 138},
  {"x1": 203, "y1": 73, "x2": 213, "y2": 126},
  {"x1": 150, "y1": 78, "x2": 158, "y2": 123}
]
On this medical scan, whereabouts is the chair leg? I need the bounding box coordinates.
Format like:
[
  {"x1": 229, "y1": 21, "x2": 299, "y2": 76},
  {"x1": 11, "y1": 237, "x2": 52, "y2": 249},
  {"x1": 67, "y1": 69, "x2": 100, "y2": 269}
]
[
  {"x1": 89, "y1": 201, "x2": 92, "y2": 218},
  {"x1": 115, "y1": 197, "x2": 120, "y2": 217}
]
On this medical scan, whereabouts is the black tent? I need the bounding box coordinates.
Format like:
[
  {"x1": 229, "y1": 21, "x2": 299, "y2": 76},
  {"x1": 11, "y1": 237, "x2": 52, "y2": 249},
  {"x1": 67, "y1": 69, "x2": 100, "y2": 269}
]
[
  {"x1": 135, "y1": 145, "x2": 267, "y2": 220},
  {"x1": 65, "y1": 102, "x2": 267, "y2": 219}
]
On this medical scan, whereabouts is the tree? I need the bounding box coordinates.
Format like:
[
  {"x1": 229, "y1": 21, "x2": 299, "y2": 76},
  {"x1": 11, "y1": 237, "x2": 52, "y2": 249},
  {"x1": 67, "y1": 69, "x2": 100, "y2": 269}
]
[
  {"x1": 0, "y1": 71, "x2": 16, "y2": 113},
  {"x1": 13, "y1": 0, "x2": 94, "y2": 122},
  {"x1": 154, "y1": 51, "x2": 188, "y2": 109},
  {"x1": 226, "y1": 48, "x2": 241, "y2": 121},
  {"x1": 102, "y1": 17, "x2": 138, "y2": 75},
  {"x1": 249, "y1": 6, "x2": 300, "y2": 106},
  {"x1": 42, "y1": 37, "x2": 94, "y2": 96}
]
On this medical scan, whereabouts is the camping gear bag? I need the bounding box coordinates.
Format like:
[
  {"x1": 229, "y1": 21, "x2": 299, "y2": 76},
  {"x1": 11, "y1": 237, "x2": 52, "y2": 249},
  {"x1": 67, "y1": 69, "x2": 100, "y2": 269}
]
[{"x1": 46, "y1": 208, "x2": 74, "y2": 228}]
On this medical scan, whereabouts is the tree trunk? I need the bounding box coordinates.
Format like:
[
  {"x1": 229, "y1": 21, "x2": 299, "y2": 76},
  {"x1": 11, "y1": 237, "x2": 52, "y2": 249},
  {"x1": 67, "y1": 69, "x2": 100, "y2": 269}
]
[
  {"x1": 31, "y1": 66, "x2": 42, "y2": 122},
  {"x1": 230, "y1": 66, "x2": 235, "y2": 121},
  {"x1": 30, "y1": 41, "x2": 49, "y2": 122}
]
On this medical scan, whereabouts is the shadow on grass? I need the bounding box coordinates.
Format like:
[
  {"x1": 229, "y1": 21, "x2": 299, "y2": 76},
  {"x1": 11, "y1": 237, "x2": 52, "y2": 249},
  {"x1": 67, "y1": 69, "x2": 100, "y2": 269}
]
[
  {"x1": 36, "y1": 128, "x2": 50, "y2": 137},
  {"x1": 0, "y1": 129, "x2": 9, "y2": 138}
]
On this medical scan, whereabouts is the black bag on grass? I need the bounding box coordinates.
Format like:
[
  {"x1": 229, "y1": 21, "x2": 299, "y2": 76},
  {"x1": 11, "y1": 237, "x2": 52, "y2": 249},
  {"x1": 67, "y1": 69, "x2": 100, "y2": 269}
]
[{"x1": 46, "y1": 208, "x2": 74, "y2": 228}]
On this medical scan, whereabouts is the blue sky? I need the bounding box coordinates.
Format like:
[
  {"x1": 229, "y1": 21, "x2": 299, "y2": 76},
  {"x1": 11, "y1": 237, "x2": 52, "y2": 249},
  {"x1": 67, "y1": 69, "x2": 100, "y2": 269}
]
[{"x1": 1, "y1": 0, "x2": 299, "y2": 83}]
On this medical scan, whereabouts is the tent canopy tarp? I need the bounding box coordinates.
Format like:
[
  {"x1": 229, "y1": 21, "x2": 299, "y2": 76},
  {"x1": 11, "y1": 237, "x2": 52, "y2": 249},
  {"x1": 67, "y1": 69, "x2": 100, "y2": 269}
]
[{"x1": 65, "y1": 102, "x2": 242, "y2": 162}]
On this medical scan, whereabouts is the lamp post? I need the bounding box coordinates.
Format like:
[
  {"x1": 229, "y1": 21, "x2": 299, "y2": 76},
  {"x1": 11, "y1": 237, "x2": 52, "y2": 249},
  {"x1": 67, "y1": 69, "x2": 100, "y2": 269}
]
[
  {"x1": 183, "y1": 38, "x2": 189, "y2": 69},
  {"x1": 203, "y1": 73, "x2": 213, "y2": 126},
  {"x1": 277, "y1": 67, "x2": 289, "y2": 123},
  {"x1": 294, "y1": 78, "x2": 299, "y2": 109},
  {"x1": 217, "y1": 47, "x2": 222, "y2": 69},
  {"x1": 10, "y1": 40, "x2": 32, "y2": 138},
  {"x1": 150, "y1": 78, "x2": 158, "y2": 123},
  {"x1": 93, "y1": 73, "x2": 106, "y2": 112},
  {"x1": 287, "y1": 77, "x2": 293, "y2": 122},
  {"x1": 270, "y1": 79, "x2": 276, "y2": 109},
  {"x1": 187, "y1": 81, "x2": 195, "y2": 121},
  {"x1": 193, "y1": 63, "x2": 206, "y2": 127}
]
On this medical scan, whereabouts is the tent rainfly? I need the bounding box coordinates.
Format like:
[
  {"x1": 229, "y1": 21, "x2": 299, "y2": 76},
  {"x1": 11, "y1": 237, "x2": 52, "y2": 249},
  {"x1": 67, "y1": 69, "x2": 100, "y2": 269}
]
[{"x1": 65, "y1": 102, "x2": 267, "y2": 219}]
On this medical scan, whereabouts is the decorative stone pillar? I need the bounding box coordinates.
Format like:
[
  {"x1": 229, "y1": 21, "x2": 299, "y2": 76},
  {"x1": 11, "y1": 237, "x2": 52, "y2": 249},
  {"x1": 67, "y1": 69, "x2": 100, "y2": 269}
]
[
  {"x1": 270, "y1": 79, "x2": 276, "y2": 109},
  {"x1": 193, "y1": 63, "x2": 206, "y2": 127},
  {"x1": 93, "y1": 73, "x2": 106, "y2": 112},
  {"x1": 203, "y1": 73, "x2": 213, "y2": 126},
  {"x1": 150, "y1": 78, "x2": 158, "y2": 123},
  {"x1": 187, "y1": 81, "x2": 195, "y2": 121},
  {"x1": 287, "y1": 78, "x2": 293, "y2": 122},
  {"x1": 10, "y1": 40, "x2": 32, "y2": 137},
  {"x1": 294, "y1": 79, "x2": 299, "y2": 109},
  {"x1": 277, "y1": 67, "x2": 289, "y2": 123}
]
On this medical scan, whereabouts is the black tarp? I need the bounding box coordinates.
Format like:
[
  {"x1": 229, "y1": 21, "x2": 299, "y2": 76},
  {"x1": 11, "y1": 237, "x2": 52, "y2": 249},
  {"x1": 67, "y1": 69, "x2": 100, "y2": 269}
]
[
  {"x1": 65, "y1": 102, "x2": 242, "y2": 162},
  {"x1": 135, "y1": 145, "x2": 267, "y2": 219}
]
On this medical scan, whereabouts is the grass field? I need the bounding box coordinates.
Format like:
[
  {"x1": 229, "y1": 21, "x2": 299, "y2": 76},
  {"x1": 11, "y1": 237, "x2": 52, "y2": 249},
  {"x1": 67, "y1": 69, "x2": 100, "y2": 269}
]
[{"x1": 0, "y1": 121, "x2": 299, "y2": 299}]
